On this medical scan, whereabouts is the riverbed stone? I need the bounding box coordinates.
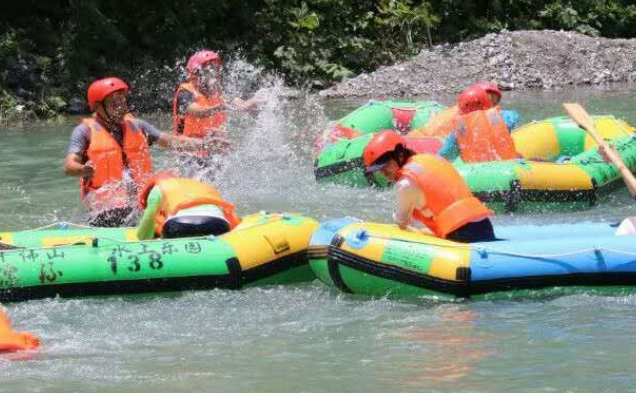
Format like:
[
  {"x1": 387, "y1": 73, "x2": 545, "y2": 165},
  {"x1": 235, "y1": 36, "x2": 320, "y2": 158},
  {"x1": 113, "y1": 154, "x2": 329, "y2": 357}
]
[{"x1": 319, "y1": 30, "x2": 636, "y2": 98}]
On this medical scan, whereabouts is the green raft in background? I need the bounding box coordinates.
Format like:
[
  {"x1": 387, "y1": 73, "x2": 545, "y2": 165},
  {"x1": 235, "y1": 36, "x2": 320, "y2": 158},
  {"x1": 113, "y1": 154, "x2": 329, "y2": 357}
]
[
  {"x1": 334, "y1": 100, "x2": 446, "y2": 135},
  {"x1": 315, "y1": 115, "x2": 636, "y2": 211},
  {"x1": 0, "y1": 212, "x2": 319, "y2": 302}
]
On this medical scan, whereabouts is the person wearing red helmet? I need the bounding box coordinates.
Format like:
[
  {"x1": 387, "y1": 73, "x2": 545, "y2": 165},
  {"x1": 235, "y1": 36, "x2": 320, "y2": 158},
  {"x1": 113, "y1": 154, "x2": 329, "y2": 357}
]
[
  {"x1": 65, "y1": 77, "x2": 203, "y2": 227},
  {"x1": 364, "y1": 130, "x2": 495, "y2": 243},
  {"x1": 136, "y1": 171, "x2": 240, "y2": 240},
  {"x1": 173, "y1": 50, "x2": 264, "y2": 139},
  {"x1": 473, "y1": 80, "x2": 520, "y2": 130},
  {"x1": 438, "y1": 85, "x2": 519, "y2": 163},
  {"x1": 475, "y1": 81, "x2": 502, "y2": 106}
]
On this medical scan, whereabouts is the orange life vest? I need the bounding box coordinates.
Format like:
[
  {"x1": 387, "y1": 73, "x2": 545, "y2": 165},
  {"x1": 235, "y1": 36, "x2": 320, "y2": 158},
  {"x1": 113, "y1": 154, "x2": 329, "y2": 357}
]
[
  {"x1": 172, "y1": 82, "x2": 227, "y2": 138},
  {"x1": 0, "y1": 308, "x2": 39, "y2": 353},
  {"x1": 146, "y1": 177, "x2": 241, "y2": 235},
  {"x1": 80, "y1": 115, "x2": 153, "y2": 210},
  {"x1": 397, "y1": 154, "x2": 493, "y2": 238},
  {"x1": 409, "y1": 105, "x2": 458, "y2": 139},
  {"x1": 454, "y1": 107, "x2": 518, "y2": 163}
]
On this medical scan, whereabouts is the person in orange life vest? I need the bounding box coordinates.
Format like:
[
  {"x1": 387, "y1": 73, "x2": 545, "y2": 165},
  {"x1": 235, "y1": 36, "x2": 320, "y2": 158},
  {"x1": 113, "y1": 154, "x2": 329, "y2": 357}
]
[
  {"x1": 409, "y1": 81, "x2": 519, "y2": 139},
  {"x1": 173, "y1": 50, "x2": 264, "y2": 140},
  {"x1": 0, "y1": 307, "x2": 39, "y2": 353},
  {"x1": 364, "y1": 130, "x2": 496, "y2": 243},
  {"x1": 438, "y1": 85, "x2": 520, "y2": 163},
  {"x1": 64, "y1": 77, "x2": 204, "y2": 227},
  {"x1": 136, "y1": 172, "x2": 241, "y2": 240},
  {"x1": 474, "y1": 80, "x2": 520, "y2": 129}
]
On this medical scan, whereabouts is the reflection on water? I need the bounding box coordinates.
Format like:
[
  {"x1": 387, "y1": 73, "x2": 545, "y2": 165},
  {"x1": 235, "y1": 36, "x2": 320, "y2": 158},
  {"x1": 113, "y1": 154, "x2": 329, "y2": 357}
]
[{"x1": 392, "y1": 306, "x2": 494, "y2": 388}]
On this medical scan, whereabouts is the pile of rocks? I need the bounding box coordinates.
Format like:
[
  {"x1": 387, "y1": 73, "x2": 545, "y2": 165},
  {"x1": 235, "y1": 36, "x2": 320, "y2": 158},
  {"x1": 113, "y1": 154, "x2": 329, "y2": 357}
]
[{"x1": 319, "y1": 30, "x2": 636, "y2": 98}]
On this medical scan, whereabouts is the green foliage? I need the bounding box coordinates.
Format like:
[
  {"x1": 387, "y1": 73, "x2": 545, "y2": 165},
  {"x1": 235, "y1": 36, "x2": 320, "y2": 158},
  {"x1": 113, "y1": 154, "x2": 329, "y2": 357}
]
[
  {"x1": 0, "y1": 0, "x2": 635, "y2": 118},
  {"x1": 254, "y1": 0, "x2": 438, "y2": 87}
]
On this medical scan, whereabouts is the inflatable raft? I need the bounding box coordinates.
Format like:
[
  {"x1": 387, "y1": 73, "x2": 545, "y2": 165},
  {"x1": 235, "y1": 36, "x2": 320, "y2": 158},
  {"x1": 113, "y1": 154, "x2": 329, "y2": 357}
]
[
  {"x1": 0, "y1": 212, "x2": 318, "y2": 302},
  {"x1": 315, "y1": 99, "x2": 519, "y2": 152},
  {"x1": 309, "y1": 218, "x2": 636, "y2": 299},
  {"x1": 315, "y1": 115, "x2": 636, "y2": 211},
  {"x1": 315, "y1": 100, "x2": 446, "y2": 153}
]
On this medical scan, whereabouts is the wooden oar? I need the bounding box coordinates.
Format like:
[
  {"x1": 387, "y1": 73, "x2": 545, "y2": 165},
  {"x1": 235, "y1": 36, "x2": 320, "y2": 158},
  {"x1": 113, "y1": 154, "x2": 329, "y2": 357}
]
[{"x1": 562, "y1": 103, "x2": 636, "y2": 194}]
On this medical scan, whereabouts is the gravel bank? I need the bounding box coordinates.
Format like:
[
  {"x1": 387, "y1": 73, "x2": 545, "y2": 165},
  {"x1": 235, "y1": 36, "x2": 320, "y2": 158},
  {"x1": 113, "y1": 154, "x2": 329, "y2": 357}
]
[{"x1": 320, "y1": 30, "x2": 636, "y2": 98}]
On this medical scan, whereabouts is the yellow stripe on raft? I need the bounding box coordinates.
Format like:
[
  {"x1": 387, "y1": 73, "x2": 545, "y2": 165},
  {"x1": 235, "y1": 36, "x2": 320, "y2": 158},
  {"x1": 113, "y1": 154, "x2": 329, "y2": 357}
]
[
  {"x1": 514, "y1": 162, "x2": 593, "y2": 191},
  {"x1": 513, "y1": 122, "x2": 561, "y2": 160},
  {"x1": 124, "y1": 229, "x2": 139, "y2": 242},
  {"x1": 583, "y1": 118, "x2": 636, "y2": 151},
  {"x1": 429, "y1": 245, "x2": 471, "y2": 282},
  {"x1": 37, "y1": 229, "x2": 138, "y2": 247},
  {"x1": 340, "y1": 223, "x2": 388, "y2": 262},
  {"x1": 41, "y1": 235, "x2": 94, "y2": 247},
  {"x1": 0, "y1": 232, "x2": 13, "y2": 246},
  {"x1": 339, "y1": 222, "x2": 471, "y2": 282},
  {"x1": 223, "y1": 214, "x2": 319, "y2": 271}
]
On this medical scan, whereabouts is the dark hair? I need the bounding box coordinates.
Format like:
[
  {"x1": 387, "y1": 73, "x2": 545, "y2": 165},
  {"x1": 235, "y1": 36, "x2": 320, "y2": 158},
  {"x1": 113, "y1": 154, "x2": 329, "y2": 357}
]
[
  {"x1": 395, "y1": 145, "x2": 415, "y2": 167},
  {"x1": 371, "y1": 144, "x2": 416, "y2": 168}
]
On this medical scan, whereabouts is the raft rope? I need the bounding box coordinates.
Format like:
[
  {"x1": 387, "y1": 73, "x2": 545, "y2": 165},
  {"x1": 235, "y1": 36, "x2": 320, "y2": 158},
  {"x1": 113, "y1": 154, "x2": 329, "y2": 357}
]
[
  {"x1": 354, "y1": 230, "x2": 636, "y2": 259},
  {"x1": 20, "y1": 221, "x2": 96, "y2": 231},
  {"x1": 3, "y1": 212, "x2": 297, "y2": 250}
]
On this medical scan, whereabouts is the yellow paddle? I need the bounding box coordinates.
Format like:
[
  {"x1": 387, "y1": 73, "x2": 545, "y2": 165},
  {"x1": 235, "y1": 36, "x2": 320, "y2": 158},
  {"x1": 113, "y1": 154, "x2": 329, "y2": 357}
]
[{"x1": 562, "y1": 103, "x2": 636, "y2": 194}]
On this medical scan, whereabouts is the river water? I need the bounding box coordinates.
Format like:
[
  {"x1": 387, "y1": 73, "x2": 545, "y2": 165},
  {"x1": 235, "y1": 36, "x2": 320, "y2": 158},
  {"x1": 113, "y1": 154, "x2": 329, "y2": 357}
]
[{"x1": 0, "y1": 84, "x2": 635, "y2": 392}]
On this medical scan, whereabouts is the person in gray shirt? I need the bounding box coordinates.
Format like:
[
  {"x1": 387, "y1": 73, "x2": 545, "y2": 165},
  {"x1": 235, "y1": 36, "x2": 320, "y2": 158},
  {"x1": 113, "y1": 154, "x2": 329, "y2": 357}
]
[{"x1": 64, "y1": 77, "x2": 203, "y2": 227}]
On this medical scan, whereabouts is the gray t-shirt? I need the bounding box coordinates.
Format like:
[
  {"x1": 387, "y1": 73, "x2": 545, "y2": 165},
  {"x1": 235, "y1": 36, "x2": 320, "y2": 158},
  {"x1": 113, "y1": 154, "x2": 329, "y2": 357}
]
[{"x1": 67, "y1": 118, "x2": 162, "y2": 160}]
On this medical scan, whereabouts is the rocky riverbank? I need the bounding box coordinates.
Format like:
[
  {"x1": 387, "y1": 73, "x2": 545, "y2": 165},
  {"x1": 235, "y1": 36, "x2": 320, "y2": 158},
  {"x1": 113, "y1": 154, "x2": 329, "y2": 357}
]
[{"x1": 320, "y1": 30, "x2": 636, "y2": 98}]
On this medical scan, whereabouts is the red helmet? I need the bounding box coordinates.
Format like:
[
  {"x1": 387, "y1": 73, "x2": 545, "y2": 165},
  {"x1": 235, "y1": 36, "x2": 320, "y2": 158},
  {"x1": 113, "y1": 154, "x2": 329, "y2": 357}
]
[
  {"x1": 87, "y1": 77, "x2": 129, "y2": 111},
  {"x1": 187, "y1": 50, "x2": 221, "y2": 75},
  {"x1": 457, "y1": 86, "x2": 493, "y2": 115},
  {"x1": 474, "y1": 80, "x2": 502, "y2": 102},
  {"x1": 363, "y1": 130, "x2": 406, "y2": 173},
  {"x1": 139, "y1": 170, "x2": 178, "y2": 209}
]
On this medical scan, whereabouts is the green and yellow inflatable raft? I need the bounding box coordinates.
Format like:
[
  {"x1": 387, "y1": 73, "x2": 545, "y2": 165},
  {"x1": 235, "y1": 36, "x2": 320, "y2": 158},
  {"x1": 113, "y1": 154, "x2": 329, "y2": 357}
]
[
  {"x1": 309, "y1": 218, "x2": 636, "y2": 300},
  {"x1": 315, "y1": 115, "x2": 636, "y2": 211},
  {"x1": 315, "y1": 100, "x2": 445, "y2": 152},
  {"x1": 0, "y1": 212, "x2": 318, "y2": 302}
]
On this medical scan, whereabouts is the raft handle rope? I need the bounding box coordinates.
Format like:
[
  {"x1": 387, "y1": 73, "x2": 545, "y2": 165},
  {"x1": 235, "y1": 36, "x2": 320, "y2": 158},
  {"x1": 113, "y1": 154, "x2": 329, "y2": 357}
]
[
  {"x1": 19, "y1": 221, "x2": 96, "y2": 231},
  {"x1": 353, "y1": 229, "x2": 636, "y2": 259},
  {"x1": 2, "y1": 213, "x2": 300, "y2": 250}
]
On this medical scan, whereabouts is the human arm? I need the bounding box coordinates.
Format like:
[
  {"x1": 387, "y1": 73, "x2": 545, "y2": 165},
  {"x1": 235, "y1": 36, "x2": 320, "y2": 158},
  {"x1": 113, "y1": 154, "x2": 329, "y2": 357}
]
[
  {"x1": 393, "y1": 178, "x2": 420, "y2": 230},
  {"x1": 438, "y1": 131, "x2": 460, "y2": 161},
  {"x1": 228, "y1": 95, "x2": 266, "y2": 112},
  {"x1": 186, "y1": 101, "x2": 226, "y2": 118},
  {"x1": 500, "y1": 109, "x2": 521, "y2": 131},
  {"x1": 136, "y1": 186, "x2": 162, "y2": 240},
  {"x1": 64, "y1": 124, "x2": 94, "y2": 177},
  {"x1": 138, "y1": 119, "x2": 215, "y2": 151},
  {"x1": 64, "y1": 154, "x2": 94, "y2": 177}
]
